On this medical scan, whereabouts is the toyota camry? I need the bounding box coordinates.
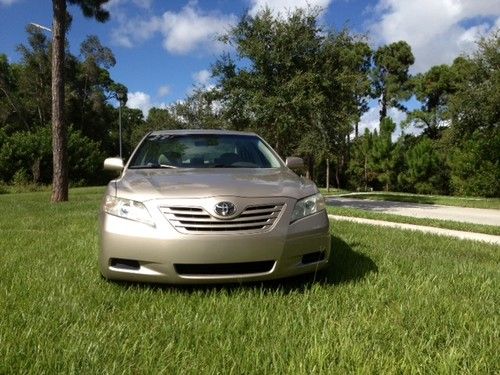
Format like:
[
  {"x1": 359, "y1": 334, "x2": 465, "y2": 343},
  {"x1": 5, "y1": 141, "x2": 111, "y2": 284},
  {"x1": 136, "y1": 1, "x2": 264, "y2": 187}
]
[{"x1": 99, "y1": 130, "x2": 330, "y2": 284}]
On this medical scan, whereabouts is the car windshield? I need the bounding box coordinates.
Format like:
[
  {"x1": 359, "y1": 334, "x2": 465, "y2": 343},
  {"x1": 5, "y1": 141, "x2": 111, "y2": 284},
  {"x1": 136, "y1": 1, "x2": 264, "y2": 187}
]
[{"x1": 128, "y1": 133, "x2": 282, "y2": 169}]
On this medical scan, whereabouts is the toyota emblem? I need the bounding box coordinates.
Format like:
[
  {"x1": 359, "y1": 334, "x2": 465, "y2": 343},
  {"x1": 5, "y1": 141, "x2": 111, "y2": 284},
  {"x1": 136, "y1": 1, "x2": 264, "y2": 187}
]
[{"x1": 214, "y1": 201, "x2": 235, "y2": 217}]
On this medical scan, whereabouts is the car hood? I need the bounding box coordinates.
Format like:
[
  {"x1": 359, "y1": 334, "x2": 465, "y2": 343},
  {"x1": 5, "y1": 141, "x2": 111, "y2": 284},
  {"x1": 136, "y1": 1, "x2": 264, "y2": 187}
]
[{"x1": 113, "y1": 167, "x2": 318, "y2": 201}]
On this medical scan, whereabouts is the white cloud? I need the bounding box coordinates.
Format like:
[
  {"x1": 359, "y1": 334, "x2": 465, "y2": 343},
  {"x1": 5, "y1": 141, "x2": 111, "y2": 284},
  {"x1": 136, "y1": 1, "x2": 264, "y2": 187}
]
[
  {"x1": 111, "y1": 2, "x2": 237, "y2": 55},
  {"x1": 111, "y1": 16, "x2": 161, "y2": 47},
  {"x1": 104, "y1": 0, "x2": 151, "y2": 11},
  {"x1": 357, "y1": 106, "x2": 409, "y2": 140},
  {"x1": 0, "y1": 0, "x2": 20, "y2": 5},
  {"x1": 127, "y1": 91, "x2": 168, "y2": 116},
  {"x1": 189, "y1": 69, "x2": 215, "y2": 94},
  {"x1": 159, "y1": 3, "x2": 237, "y2": 54},
  {"x1": 193, "y1": 69, "x2": 211, "y2": 86},
  {"x1": 369, "y1": 0, "x2": 500, "y2": 72},
  {"x1": 127, "y1": 91, "x2": 152, "y2": 116},
  {"x1": 132, "y1": 0, "x2": 152, "y2": 9},
  {"x1": 249, "y1": 0, "x2": 332, "y2": 17},
  {"x1": 157, "y1": 85, "x2": 171, "y2": 98},
  {"x1": 358, "y1": 106, "x2": 380, "y2": 134}
]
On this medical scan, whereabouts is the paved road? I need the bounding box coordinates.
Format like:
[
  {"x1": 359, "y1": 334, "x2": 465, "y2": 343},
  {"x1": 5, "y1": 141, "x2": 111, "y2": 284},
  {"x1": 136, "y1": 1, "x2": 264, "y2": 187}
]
[{"x1": 327, "y1": 197, "x2": 500, "y2": 226}]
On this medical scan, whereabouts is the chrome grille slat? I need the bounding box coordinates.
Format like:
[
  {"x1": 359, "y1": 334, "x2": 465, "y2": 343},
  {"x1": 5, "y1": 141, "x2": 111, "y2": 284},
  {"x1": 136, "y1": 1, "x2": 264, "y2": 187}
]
[
  {"x1": 240, "y1": 208, "x2": 281, "y2": 216},
  {"x1": 160, "y1": 203, "x2": 284, "y2": 233},
  {"x1": 174, "y1": 221, "x2": 270, "y2": 229},
  {"x1": 169, "y1": 213, "x2": 277, "y2": 224}
]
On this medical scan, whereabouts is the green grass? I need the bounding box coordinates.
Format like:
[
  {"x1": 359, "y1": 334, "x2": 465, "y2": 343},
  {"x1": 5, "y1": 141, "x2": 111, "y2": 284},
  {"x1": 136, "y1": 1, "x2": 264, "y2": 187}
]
[
  {"x1": 341, "y1": 191, "x2": 500, "y2": 209},
  {"x1": 1, "y1": 187, "x2": 499, "y2": 374},
  {"x1": 327, "y1": 206, "x2": 500, "y2": 236}
]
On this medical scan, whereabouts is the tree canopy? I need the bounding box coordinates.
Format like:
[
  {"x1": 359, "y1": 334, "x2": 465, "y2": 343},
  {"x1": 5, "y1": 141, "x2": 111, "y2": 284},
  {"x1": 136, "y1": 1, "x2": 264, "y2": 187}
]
[{"x1": 0, "y1": 9, "x2": 498, "y2": 197}]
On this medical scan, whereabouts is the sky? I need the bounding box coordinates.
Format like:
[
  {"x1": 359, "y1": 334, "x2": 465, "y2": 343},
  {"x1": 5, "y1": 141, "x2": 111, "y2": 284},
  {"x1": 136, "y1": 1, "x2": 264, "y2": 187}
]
[{"x1": 0, "y1": 0, "x2": 499, "y2": 135}]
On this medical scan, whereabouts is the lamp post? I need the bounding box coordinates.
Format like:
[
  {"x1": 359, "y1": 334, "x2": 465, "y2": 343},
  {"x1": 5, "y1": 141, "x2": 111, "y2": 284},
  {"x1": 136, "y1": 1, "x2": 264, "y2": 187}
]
[
  {"x1": 30, "y1": 22, "x2": 52, "y2": 32},
  {"x1": 116, "y1": 92, "x2": 126, "y2": 159}
]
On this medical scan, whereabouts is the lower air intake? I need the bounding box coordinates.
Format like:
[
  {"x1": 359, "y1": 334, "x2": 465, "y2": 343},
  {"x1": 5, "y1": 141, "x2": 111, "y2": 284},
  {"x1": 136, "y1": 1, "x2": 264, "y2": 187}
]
[
  {"x1": 174, "y1": 260, "x2": 275, "y2": 276},
  {"x1": 301, "y1": 251, "x2": 325, "y2": 265}
]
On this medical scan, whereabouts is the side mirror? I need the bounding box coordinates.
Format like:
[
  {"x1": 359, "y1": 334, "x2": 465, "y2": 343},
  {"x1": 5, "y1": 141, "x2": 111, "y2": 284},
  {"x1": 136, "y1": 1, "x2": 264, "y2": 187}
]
[
  {"x1": 104, "y1": 157, "x2": 124, "y2": 171},
  {"x1": 285, "y1": 157, "x2": 304, "y2": 170}
]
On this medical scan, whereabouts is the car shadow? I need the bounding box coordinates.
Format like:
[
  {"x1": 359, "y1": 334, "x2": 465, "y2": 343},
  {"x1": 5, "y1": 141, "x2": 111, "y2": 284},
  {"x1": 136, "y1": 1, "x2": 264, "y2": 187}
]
[{"x1": 109, "y1": 235, "x2": 378, "y2": 295}]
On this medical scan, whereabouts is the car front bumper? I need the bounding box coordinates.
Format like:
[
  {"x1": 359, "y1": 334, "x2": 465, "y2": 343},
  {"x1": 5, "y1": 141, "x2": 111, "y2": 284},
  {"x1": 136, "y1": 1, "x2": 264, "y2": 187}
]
[{"x1": 99, "y1": 197, "x2": 330, "y2": 284}]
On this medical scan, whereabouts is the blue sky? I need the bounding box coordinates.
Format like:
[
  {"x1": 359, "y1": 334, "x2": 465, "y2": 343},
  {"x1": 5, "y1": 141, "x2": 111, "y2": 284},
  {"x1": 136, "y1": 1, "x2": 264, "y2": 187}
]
[{"x1": 1, "y1": 0, "x2": 499, "y2": 133}]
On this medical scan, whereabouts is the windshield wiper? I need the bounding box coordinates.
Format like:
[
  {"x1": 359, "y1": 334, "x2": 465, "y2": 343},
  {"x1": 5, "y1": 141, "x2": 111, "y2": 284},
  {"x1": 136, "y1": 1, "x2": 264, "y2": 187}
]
[{"x1": 129, "y1": 164, "x2": 177, "y2": 169}]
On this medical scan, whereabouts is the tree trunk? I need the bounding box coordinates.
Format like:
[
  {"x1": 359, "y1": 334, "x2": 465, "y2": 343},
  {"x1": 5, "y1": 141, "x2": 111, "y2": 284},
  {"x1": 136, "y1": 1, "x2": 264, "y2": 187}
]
[
  {"x1": 379, "y1": 85, "x2": 387, "y2": 123},
  {"x1": 364, "y1": 155, "x2": 368, "y2": 191},
  {"x1": 51, "y1": 0, "x2": 68, "y2": 202},
  {"x1": 326, "y1": 158, "x2": 330, "y2": 192},
  {"x1": 335, "y1": 158, "x2": 340, "y2": 188},
  {"x1": 32, "y1": 158, "x2": 41, "y2": 184}
]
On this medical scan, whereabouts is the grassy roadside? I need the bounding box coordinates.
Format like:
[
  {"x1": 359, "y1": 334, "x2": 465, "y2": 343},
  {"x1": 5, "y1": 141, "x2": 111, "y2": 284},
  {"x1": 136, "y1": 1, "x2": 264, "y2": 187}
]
[
  {"x1": 0, "y1": 188, "x2": 499, "y2": 373},
  {"x1": 338, "y1": 192, "x2": 500, "y2": 210},
  {"x1": 327, "y1": 206, "x2": 500, "y2": 236},
  {"x1": 318, "y1": 187, "x2": 350, "y2": 196}
]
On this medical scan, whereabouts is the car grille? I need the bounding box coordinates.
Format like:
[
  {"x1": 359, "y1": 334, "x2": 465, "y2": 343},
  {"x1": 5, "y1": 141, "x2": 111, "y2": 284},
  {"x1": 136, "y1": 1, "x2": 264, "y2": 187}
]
[{"x1": 160, "y1": 203, "x2": 284, "y2": 233}]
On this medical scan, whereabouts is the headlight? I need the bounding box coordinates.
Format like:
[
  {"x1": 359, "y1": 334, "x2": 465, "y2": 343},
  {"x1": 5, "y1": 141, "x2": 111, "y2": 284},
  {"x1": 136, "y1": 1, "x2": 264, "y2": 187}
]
[
  {"x1": 291, "y1": 193, "x2": 325, "y2": 222},
  {"x1": 103, "y1": 195, "x2": 155, "y2": 227}
]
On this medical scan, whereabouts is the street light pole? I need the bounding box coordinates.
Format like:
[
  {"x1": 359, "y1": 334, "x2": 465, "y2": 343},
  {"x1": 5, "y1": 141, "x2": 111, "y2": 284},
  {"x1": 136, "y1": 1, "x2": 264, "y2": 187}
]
[
  {"x1": 116, "y1": 92, "x2": 126, "y2": 159},
  {"x1": 30, "y1": 22, "x2": 52, "y2": 32},
  {"x1": 118, "y1": 103, "x2": 122, "y2": 159}
]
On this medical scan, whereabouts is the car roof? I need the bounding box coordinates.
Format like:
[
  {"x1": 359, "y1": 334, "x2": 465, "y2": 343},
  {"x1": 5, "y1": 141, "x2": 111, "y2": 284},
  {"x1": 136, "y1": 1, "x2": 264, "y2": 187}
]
[{"x1": 149, "y1": 129, "x2": 258, "y2": 137}]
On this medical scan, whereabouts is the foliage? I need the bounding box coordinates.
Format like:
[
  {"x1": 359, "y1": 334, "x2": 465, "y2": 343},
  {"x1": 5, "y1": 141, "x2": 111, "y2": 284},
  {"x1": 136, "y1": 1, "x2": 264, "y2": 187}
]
[
  {"x1": 369, "y1": 117, "x2": 396, "y2": 191},
  {"x1": 214, "y1": 8, "x2": 371, "y2": 182},
  {"x1": 0, "y1": 126, "x2": 104, "y2": 185},
  {"x1": 214, "y1": 8, "x2": 324, "y2": 156},
  {"x1": 398, "y1": 137, "x2": 449, "y2": 194},
  {"x1": 347, "y1": 128, "x2": 375, "y2": 190},
  {"x1": 0, "y1": 127, "x2": 52, "y2": 184},
  {"x1": 0, "y1": 25, "x2": 125, "y2": 186},
  {"x1": 371, "y1": 41, "x2": 414, "y2": 121},
  {"x1": 0, "y1": 9, "x2": 498, "y2": 198},
  {"x1": 405, "y1": 64, "x2": 457, "y2": 139},
  {"x1": 449, "y1": 130, "x2": 499, "y2": 197},
  {"x1": 444, "y1": 32, "x2": 500, "y2": 197}
]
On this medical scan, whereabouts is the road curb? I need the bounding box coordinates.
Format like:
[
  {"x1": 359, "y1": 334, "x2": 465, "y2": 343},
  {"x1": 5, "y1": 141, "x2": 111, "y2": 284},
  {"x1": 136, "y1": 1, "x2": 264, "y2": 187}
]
[{"x1": 328, "y1": 214, "x2": 500, "y2": 246}]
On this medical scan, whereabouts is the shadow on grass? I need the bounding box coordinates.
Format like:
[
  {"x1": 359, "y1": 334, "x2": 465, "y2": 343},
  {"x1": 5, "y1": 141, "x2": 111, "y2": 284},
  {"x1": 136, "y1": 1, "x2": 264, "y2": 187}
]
[{"x1": 108, "y1": 235, "x2": 377, "y2": 295}]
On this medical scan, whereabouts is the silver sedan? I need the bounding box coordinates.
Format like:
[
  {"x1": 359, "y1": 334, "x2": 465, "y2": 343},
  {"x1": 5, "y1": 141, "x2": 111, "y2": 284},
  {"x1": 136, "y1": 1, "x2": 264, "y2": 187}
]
[{"x1": 99, "y1": 130, "x2": 330, "y2": 284}]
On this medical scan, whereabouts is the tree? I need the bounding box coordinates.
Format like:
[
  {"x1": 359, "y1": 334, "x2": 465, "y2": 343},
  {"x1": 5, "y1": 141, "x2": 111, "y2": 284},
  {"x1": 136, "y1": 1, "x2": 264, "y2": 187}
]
[
  {"x1": 369, "y1": 117, "x2": 396, "y2": 191},
  {"x1": 445, "y1": 32, "x2": 500, "y2": 197},
  {"x1": 214, "y1": 8, "x2": 323, "y2": 157},
  {"x1": 371, "y1": 41, "x2": 414, "y2": 123},
  {"x1": 51, "y1": 0, "x2": 110, "y2": 202},
  {"x1": 405, "y1": 64, "x2": 457, "y2": 139},
  {"x1": 173, "y1": 89, "x2": 226, "y2": 130},
  {"x1": 214, "y1": 8, "x2": 371, "y2": 186},
  {"x1": 397, "y1": 137, "x2": 448, "y2": 194},
  {"x1": 448, "y1": 32, "x2": 499, "y2": 140},
  {"x1": 348, "y1": 128, "x2": 375, "y2": 191}
]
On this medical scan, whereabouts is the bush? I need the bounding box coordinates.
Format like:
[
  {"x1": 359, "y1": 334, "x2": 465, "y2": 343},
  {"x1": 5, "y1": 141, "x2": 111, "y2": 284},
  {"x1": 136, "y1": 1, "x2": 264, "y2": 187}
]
[
  {"x1": 397, "y1": 137, "x2": 449, "y2": 195},
  {"x1": 0, "y1": 126, "x2": 106, "y2": 187},
  {"x1": 449, "y1": 131, "x2": 500, "y2": 197}
]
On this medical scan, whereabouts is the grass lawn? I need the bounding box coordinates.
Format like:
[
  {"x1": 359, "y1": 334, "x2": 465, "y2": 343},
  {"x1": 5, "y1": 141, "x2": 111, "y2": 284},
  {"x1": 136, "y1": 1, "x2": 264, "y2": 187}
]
[
  {"x1": 1, "y1": 187, "x2": 499, "y2": 373},
  {"x1": 340, "y1": 191, "x2": 500, "y2": 210},
  {"x1": 327, "y1": 206, "x2": 500, "y2": 236}
]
